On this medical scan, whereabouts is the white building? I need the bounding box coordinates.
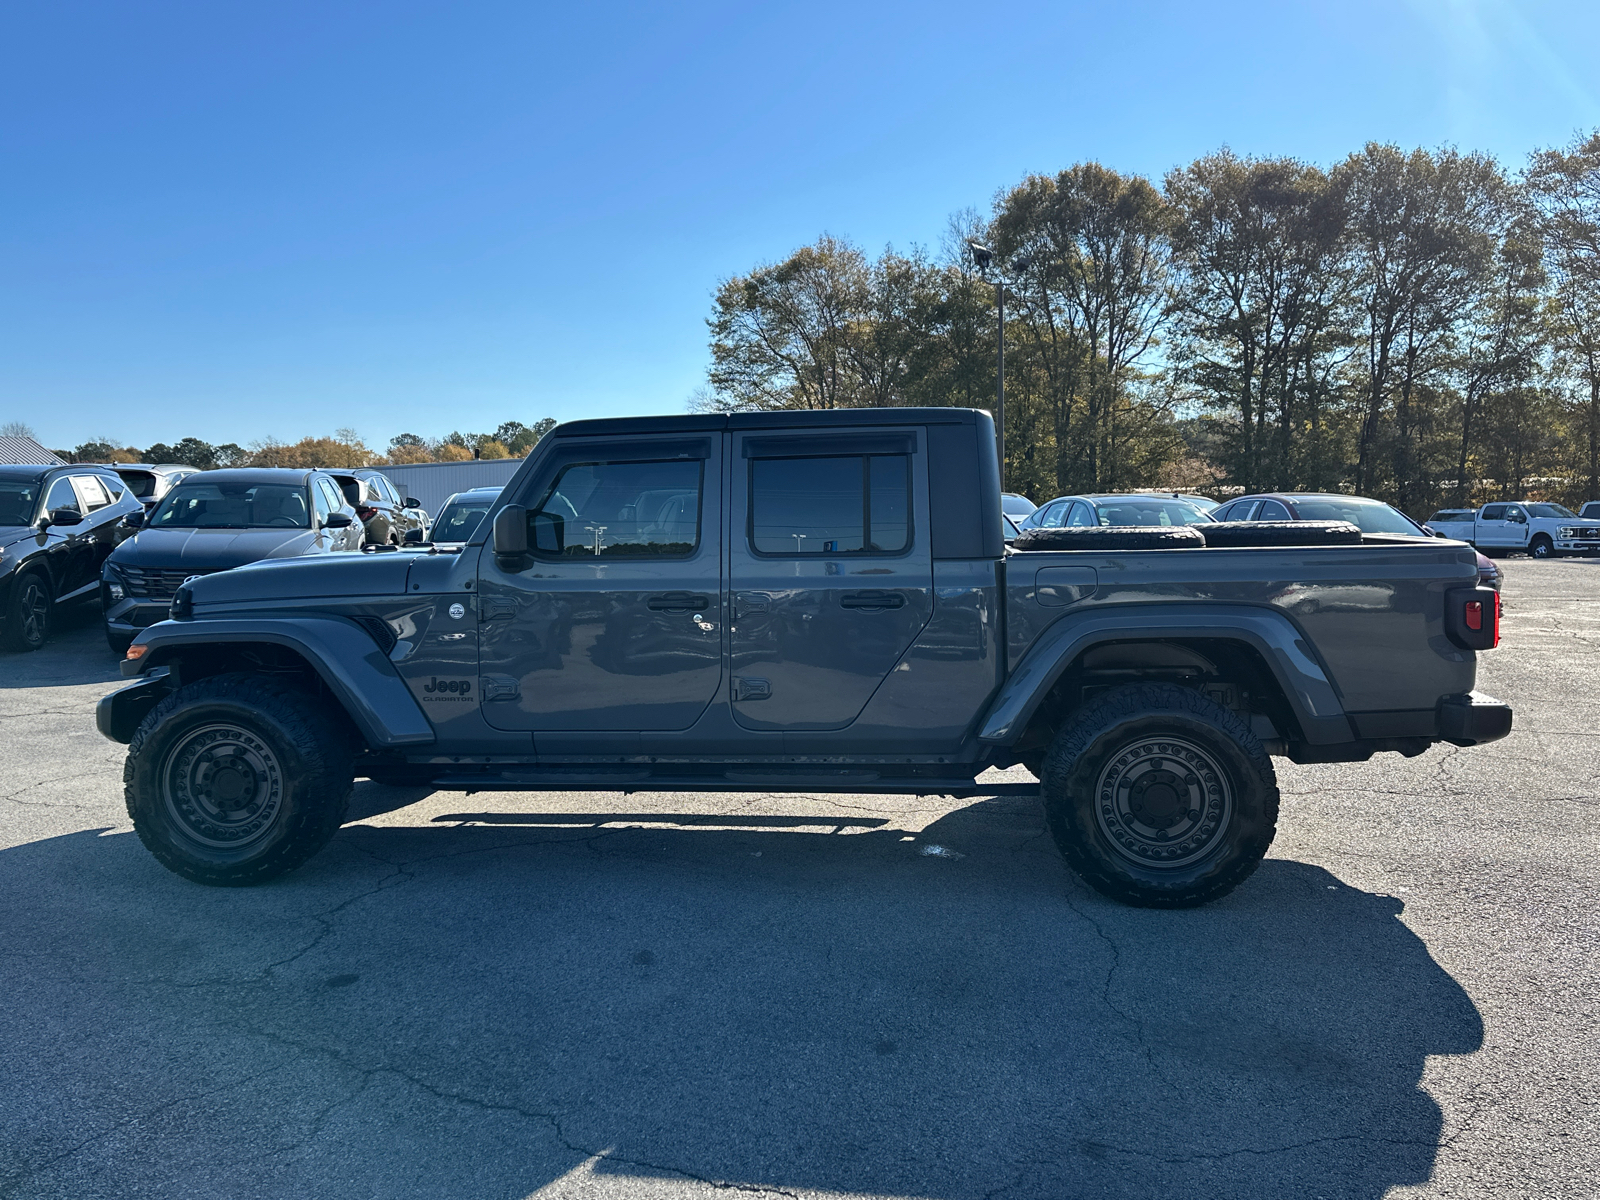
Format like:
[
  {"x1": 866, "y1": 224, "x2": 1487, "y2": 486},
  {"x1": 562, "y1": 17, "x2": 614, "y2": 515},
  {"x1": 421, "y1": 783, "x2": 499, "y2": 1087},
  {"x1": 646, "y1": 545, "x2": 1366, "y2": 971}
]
[{"x1": 377, "y1": 457, "x2": 525, "y2": 518}]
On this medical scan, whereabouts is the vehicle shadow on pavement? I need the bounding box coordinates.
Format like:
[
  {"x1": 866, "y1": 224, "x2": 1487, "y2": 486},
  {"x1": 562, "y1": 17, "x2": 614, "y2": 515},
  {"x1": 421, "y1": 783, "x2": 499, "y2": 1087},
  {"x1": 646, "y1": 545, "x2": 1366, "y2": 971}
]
[
  {"x1": 0, "y1": 602, "x2": 123, "y2": 686},
  {"x1": 0, "y1": 796, "x2": 1482, "y2": 1200}
]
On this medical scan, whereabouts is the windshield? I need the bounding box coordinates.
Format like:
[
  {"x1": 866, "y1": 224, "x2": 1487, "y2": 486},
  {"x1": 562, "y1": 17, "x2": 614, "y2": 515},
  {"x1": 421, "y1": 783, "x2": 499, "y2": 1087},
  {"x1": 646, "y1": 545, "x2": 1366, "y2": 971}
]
[
  {"x1": 433, "y1": 498, "x2": 494, "y2": 543},
  {"x1": 150, "y1": 481, "x2": 310, "y2": 529},
  {"x1": 0, "y1": 481, "x2": 40, "y2": 527},
  {"x1": 1528, "y1": 503, "x2": 1576, "y2": 518},
  {"x1": 1288, "y1": 496, "x2": 1423, "y2": 535},
  {"x1": 1092, "y1": 497, "x2": 1215, "y2": 526}
]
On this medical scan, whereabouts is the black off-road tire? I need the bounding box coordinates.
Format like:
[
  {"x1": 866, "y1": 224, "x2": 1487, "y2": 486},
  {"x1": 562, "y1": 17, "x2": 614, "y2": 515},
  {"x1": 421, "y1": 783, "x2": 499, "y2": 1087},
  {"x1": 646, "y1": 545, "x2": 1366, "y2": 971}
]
[
  {"x1": 1013, "y1": 526, "x2": 1205, "y2": 552},
  {"x1": 1200, "y1": 520, "x2": 1362, "y2": 548},
  {"x1": 1040, "y1": 683, "x2": 1279, "y2": 908},
  {"x1": 1529, "y1": 534, "x2": 1555, "y2": 560},
  {"x1": 2, "y1": 571, "x2": 52, "y2": 652},
  {"x1": 124, "y1": 673, "x2": 354, "y2": 886}
]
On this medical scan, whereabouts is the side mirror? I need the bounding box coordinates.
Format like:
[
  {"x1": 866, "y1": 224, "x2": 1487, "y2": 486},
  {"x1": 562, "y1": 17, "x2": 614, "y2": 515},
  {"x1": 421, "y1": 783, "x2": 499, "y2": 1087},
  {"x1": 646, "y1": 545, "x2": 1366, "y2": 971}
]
[
  {"x1": 403, "y1": 497, "x2": 421, "y2": 509},
  {"x1": 42, "y1": 508, "x2": 83, "y2": 528},
  {"x1": 324, "y1": 512, "x2": 354, "y2": 529},
  {"x1": 122, "y1": 509, "x2": 145, "y2": 529},
  {"x1": 403, "y1": 527, "x2": 425, "y2": 545},
  {"x1": 493, "y1": 505, "x2": 529, "y2": 560}
]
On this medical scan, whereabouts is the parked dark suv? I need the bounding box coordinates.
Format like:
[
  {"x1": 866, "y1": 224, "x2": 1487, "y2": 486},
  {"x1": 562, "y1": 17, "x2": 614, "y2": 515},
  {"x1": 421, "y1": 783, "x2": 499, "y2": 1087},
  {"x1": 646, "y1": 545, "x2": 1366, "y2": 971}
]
[
  {"x1": 111, "y1": 464, "x2": 201, "y2": 513},
  {"x1": 102, "y1": 468, "x2": 364, "y2": 652},
  {"x1": 330, "y1": 469, "x2": 428, "y2": 546},
  {"x1": 0, "y1": 464, "x2": 142, "y2": 650}
]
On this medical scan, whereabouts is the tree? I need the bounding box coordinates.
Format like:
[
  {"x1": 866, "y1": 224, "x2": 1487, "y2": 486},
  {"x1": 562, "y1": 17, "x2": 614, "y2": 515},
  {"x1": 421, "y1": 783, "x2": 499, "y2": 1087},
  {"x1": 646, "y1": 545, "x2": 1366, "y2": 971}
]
[
  {"x1": 1527, "y1": 130, "x2": 1600, "y2": 502},
  {"x1": 1165, "y1": 151, "x2": 1355, "y2": 493},
  {"x1": 991, "y1": 162, "x2": 1174, "y2": 491},
  {"x1": 1, "y1": 421, "x2": 37, "y2": 439},
  {"x1": 1336, "y1": 145, "x2": 1505, "y2": 505}
]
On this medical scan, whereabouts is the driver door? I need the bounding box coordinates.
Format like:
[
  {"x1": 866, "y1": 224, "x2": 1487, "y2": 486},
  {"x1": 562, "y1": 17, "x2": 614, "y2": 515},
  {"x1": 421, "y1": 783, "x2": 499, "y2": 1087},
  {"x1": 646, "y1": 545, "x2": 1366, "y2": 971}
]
[{"x1": 477, "y1": 434, "x2": 724, "y2": 732}]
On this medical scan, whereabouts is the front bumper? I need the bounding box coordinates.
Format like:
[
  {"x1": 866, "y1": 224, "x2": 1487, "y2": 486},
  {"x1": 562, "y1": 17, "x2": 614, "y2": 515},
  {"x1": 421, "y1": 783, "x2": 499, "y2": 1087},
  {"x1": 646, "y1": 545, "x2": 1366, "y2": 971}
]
[
  {"x1": 1438, "y1": 691, "x2": 1513, "y2": 747},
  {"x1": 102, "y1": 586, "x2": 172, "y2": 634}
]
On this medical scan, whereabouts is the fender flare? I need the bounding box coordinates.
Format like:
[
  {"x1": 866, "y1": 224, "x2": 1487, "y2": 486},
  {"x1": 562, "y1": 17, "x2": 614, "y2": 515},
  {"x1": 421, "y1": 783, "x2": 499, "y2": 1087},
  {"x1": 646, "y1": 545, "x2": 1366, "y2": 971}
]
[
  {"x1": 978, "y1": 603, "x2": 1351, "y2": 746},
  {"x1": 119, "y1": 616, "x2": 435, "y2": 748}
]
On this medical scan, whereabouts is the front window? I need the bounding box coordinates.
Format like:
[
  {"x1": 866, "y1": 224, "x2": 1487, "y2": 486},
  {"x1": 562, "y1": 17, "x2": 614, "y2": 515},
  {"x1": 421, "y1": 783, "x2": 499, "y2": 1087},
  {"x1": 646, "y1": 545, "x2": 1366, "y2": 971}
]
[
  {"x1": 749, "y1": 454, "x2": 909, "y2": 555},
  {"x1": 1091, "y1": 497, "x2": 1215, "y2": 526},
  {"x1": 1287, "y1": 496, "x2": 1424, "y2": 535},
  {"x1": 0, "y1": 481, "x2": 40, "y2": 527},
  {"x1": 531, "y1": 459, "x2": 702, "y2": 557},
  {"x1": 434, "y1": 497, "x2": 494, "y2": 543},
  {"x1": 150, "y1": 482, "x2": 311, "y2": 529}
]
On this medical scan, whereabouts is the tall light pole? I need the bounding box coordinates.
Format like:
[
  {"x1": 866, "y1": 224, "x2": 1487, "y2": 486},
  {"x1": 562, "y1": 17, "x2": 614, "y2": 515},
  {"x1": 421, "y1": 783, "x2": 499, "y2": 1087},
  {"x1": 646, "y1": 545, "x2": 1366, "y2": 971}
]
[{"x1": 967, "y1": 241, "x2": 1030, "y2": 490}]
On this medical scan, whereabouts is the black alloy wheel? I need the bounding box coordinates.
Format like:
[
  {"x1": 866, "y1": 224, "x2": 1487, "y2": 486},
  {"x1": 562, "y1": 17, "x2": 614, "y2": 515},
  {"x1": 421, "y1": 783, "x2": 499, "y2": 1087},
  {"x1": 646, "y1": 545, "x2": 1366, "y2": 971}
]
[
  {"x1": 125, "y1": 673, "x2": 355, "y2": 885},
  {"x1": 3, "y1": 573, "x2": 52, "y2": 652},
  {"x1": 1041, "y1": 683, "x2": 1279, "y2": 908}
]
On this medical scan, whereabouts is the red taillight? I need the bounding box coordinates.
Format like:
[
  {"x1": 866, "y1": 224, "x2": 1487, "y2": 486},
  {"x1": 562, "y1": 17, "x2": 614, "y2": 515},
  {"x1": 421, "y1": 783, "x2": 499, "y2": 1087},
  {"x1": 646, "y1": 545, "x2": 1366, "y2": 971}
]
[
  {"x1": 1492, "y1": 592, "x2": 1502, "y2": 648},
  {"x1": 356, "y1": 506, "x2": 377, "y2": 520},
  {"x1": 1464, "y1": 601, "x2": 1482, "y2": 631}
]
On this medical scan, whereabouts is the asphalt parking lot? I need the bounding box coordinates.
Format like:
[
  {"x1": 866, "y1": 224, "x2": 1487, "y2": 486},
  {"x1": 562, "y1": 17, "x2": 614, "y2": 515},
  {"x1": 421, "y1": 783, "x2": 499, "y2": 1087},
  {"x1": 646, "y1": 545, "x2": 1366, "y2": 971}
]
[{"x1": 1, "y1": 560, "x2": 1595, "y2": 1200}]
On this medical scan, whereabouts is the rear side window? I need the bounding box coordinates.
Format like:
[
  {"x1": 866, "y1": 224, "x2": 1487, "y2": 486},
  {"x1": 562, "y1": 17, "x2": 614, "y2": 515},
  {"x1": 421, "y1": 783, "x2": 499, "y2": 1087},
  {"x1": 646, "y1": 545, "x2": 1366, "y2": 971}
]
[
  {"x1": 73, "y1": 475, "x2": 112, "y2": 511},
  {"x1": 1255, "y1": 499, "x2": 1291, "y2": 521},
  {"x1": 531, "y1": 458, "x2": 702, "y2": 558},
  {"x1": 749, "y1": 454, "x2": 910, "y2": 555},
  {"x1": 1481, "y1": 505, "x2": 1507, "y2": 519}
]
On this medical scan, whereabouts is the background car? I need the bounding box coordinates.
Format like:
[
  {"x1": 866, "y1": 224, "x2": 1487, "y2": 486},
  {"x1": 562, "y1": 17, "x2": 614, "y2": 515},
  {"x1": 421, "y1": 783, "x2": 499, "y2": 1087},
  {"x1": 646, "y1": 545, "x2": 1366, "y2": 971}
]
[
  {"x1": 1228, "y1": 491, "x2": 1501, "y2": 590},
  {"x1": 1001, "y1": 492, "x2": 1036, "y2": 519},
  {"x1": 0, "y1": 464, "x2": 142, "y2": 651},
  {"x1": 110, "y1": 463, "x2": 201, "y2": 514},
  {"x1": 102, "y1": 467, "x2": 363, "y2": 652},
  {"x1": 1016, "y1": 492, "x2": 1217, "y2": 531},
  {"x1": 327, "y1": 469, "x2": 427, "y2": 546},
  {"x1": 425, "y1": 485, "x2": 501, "y2": 547}
]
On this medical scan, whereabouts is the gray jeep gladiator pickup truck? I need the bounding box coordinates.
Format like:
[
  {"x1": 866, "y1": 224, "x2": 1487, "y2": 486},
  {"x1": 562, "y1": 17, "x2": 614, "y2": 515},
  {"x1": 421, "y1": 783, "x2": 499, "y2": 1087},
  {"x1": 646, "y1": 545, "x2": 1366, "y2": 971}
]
[{"x1": 97, "y1": 408, "x2": 1512, "y2": 907}]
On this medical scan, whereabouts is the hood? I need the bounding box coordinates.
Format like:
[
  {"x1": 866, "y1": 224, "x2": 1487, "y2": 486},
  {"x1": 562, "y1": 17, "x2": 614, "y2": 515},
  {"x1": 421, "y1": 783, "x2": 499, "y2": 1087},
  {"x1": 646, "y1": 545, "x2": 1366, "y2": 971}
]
[
  {"x1": 110, "y1": 526, "x2": 318, "y2": 571},
  {"x1": 0, "y1": 524, "x2": 40, "y2": 551},
  {"x1": 187, "y1": 551, "x2": 417, "y2": 604}
]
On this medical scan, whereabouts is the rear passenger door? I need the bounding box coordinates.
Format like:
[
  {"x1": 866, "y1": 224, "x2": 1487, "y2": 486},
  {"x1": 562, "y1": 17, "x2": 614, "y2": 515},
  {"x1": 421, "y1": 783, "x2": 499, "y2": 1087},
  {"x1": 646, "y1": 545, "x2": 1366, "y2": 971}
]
[
  {"x1": 727, "y1": 428, "x2": 932, "y2": 731},
  {"x1": 1475, "y1": 504, "x2": 1513, "y2": 548}
]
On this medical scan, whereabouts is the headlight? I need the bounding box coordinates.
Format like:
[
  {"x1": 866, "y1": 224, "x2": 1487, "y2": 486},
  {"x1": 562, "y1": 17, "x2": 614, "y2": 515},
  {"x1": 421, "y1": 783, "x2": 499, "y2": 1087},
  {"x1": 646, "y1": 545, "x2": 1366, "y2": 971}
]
[
  {"x1": 1559, "y1": 527, "x2": 1576, "y2": 539},
  {"x1": 108, "y1": 582, "x2": 125, "y2": 601}
]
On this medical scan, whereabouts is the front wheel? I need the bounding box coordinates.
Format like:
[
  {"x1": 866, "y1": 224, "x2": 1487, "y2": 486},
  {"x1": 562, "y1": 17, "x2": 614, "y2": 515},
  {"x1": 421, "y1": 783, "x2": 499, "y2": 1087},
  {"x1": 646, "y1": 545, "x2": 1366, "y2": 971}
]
[
  {"x1": 1529, "y1": 535, "x2": 1554, "y2": 559},
  {"x1": 1041, "y1": 683, "x2": 1279, "y2": 908},
  {"x1": 124, "y1": 674, "x2": 354, "y2": 886},
  {"x1": 2, "y1": 572, "x2": 52, "y2": 652}
]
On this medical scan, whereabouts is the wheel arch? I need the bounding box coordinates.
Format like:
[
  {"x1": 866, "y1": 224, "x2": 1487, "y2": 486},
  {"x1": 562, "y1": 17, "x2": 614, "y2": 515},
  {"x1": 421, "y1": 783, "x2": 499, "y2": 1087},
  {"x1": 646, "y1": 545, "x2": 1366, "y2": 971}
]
[
  {"x1": 979, "y1": 605, "x2": 1352, "y2": 751},
  {"x1": 124, "y1": 617, "x2": 434, "y2": 750}
]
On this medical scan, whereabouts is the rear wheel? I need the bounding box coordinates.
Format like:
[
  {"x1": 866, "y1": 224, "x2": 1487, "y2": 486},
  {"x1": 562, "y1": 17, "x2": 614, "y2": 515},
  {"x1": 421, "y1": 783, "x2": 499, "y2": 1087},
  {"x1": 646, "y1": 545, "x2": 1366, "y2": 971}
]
[
  {"x1": 2, "y1": 572, "x2": 52, "y2": 652},
  {"x1": 1040, "y1": 683, "x2": 1279, "y2": 908},
  {"x1": 1529, "y1": 534, "x2": 1555, "y2": 559},
  {"x1": 124, "y1": 674, "x2": 354, "y2": 886}
]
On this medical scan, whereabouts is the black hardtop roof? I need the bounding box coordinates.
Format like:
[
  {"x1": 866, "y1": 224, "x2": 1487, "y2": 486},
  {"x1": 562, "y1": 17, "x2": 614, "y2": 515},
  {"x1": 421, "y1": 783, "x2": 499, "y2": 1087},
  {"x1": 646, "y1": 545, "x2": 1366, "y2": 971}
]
[
  {"x1": 167, "y1": 467, "x2": 319, "y2": 485},
  {"x1": 0, "y1": 462, "x2": 120, "y2": 481},
  {"x1": 553, "y1": 407, "x2": 983, "y2": 438}
]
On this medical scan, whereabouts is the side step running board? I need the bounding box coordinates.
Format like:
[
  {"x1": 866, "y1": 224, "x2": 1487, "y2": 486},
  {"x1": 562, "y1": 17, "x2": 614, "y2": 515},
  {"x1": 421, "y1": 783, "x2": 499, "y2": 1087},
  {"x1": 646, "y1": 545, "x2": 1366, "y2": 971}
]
[{"x1": 427, "y1": 771, "x2": 1041, "y2": 798}]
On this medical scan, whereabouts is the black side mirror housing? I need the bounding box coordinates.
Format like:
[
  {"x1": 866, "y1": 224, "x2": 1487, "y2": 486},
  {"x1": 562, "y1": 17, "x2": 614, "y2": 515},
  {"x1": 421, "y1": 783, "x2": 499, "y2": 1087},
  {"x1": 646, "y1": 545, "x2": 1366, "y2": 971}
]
[
  {"x1": 324, "y1": 512, "x2": 354, "y2": 529},
  {"x1": 404, "y1": 497, "x2": 421, "y2": 509},
  {"x1": 123, "y1": 509, "x2": 145, "y2": 529},
  {"x1": 493, "y1": 505, "x2": 528, "y2": 558},
  {"x1": 403, "y1": 527, "x2": 425, "y2": 544},
  {"x1": 42, "y1": 508, "x2": 83, "y2": 529}
]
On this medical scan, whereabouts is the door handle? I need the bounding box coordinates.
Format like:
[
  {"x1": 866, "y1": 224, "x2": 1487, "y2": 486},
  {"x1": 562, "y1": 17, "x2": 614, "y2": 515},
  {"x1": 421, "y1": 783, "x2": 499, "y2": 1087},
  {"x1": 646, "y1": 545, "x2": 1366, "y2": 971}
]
[
  {"x1": 840, "y1": 590, "x2": 906, "y2": 610},
  {"x1": 647, "y1": 592, "x2": 710, "y2": 613}
]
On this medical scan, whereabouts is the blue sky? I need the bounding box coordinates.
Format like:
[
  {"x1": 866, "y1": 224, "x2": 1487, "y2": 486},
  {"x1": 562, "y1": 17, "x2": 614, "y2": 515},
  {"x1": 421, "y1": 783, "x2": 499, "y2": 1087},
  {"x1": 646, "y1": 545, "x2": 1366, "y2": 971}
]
[{"x1": 3, "y1": 0, "x2": 1598, "y2": 452}]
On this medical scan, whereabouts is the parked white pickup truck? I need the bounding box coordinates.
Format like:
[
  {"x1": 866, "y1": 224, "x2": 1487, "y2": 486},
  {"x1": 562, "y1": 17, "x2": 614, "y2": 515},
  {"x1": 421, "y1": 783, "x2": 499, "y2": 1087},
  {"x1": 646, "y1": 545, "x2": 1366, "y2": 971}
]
[{"x1": 1425, "y1": 502, "x2": 1600, "y2": 558}]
